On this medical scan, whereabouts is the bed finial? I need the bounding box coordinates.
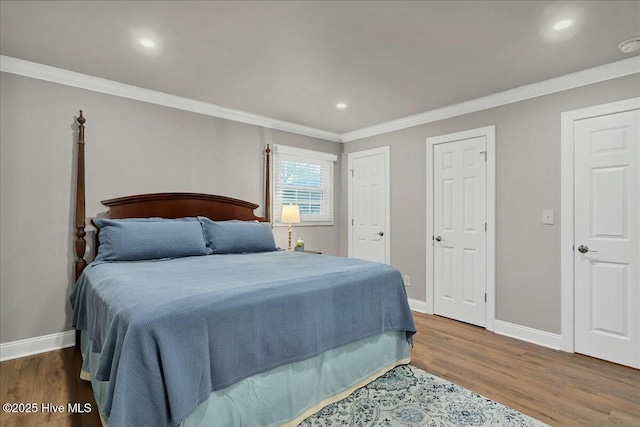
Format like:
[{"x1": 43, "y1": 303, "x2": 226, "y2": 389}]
[
  {"x1": 265, "y1": 144, "x2": 271, "y2": 223},
  {"x1": 74, "y1": 111, "x2": 87, "y2": 282}
]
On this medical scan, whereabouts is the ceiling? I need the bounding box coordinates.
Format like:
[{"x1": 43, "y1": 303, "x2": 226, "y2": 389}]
[{"x1": 1, "y1": 1, "x2": 638, "y2": 134}]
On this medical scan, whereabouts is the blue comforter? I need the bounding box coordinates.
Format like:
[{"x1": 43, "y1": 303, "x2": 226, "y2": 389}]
[{"x1": 70, "y1": 251, "x2": 416, "y2": 427}]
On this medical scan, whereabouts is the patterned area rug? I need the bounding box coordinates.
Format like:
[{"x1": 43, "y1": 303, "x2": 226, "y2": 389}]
[{"x1": 299, "y1": 364, "x2": 548, "y2": 427}]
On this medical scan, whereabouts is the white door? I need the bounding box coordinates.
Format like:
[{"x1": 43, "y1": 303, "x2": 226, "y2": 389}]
[
  {"x1": 433, "y1": 137, "x2": 487, "y2": 327},
  {"x1": 349, "y1": 147, "x2": 389, "y2": 263},
  {"x1": 574, "y1": 109, "x2": 640, "y2": 369}
]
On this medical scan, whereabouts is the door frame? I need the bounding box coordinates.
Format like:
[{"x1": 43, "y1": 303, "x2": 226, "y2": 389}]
[
  {"x1": 426, "y1": 126, "x2": 496, "y2": 331},
  {"x1": 560, "y1": 97, "x2": 640, "y2": 352},
  {"x1": 347, "y1": 146, "x2": 391, "y2": 263}
]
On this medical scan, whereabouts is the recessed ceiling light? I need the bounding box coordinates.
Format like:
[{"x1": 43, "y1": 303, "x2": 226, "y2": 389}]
[
  {"x1": 618, "y1": 37, "x2": 640, "y2": 53},
  {"x1": 139, "y1": 38, "x2": 156, "y2": 48},
  {"x1": 553, "y1": 19, "x2": 572, "y2": 31},
  {"x1": 336, "y1": 103, "x2": 347, "y2": 110}
]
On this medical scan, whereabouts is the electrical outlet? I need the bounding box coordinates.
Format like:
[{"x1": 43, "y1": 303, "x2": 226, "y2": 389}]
[
  {"x1": 542, "y1": 209, "x2": 554, "y2": 225},
  {"x1": 403, "y1": 274, "x2": 411, "y2": 287}
]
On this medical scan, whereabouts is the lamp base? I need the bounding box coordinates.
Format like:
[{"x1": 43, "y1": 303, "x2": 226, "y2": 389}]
[{"x1": 287, "y1": 224, "x2": 293, "y2": 251}]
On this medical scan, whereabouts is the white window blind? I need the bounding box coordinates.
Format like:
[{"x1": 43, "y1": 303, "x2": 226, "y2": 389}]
[{"x1": 272, "y1": 144, "x2": 337, "y2": 226}]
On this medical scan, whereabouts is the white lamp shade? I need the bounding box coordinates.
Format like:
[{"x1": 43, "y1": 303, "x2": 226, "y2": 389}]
[{"x1": 281, "y1": 204, "x2": 301, "y2": 224}]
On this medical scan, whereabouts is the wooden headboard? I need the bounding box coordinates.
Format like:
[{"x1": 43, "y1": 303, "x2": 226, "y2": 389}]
[
  {"x1": 72, "y1": 111, "x2": 272, "y2": 282},
  {"x1": 100, "y1": 193, "x2": 268, "y2": 221}
]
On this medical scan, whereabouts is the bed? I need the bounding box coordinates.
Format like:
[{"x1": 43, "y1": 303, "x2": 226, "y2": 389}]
[{"x1": 69, "y1": 111, "x2": 416, "y2": 427}]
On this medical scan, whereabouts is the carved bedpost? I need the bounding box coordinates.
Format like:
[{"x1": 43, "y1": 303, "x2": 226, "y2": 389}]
[
  {"x1": 74, "y1": 111, "x2": 87, "y2": 281},
  {"x1": 265, "y1": 144, "x2": 271, "y2": 223}
]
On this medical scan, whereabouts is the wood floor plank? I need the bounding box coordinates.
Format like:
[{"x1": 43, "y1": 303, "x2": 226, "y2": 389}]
[
  {"x1": 410, "y1": 312, "x2": 640, "y2": 426},
  {"x1": 1, "y1": 312, "x2": 638, "y2": 426},
  {"x1": 0, "y1": 348, "x2": 100, "y2": 427}
]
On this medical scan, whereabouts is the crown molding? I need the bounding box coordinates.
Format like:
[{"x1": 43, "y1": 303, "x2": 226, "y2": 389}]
[
  {"x1": 0, "y1": 55, "x2": 342, "y2": 143},
  {"x1": 3, "y1": 55, "x2": 638, "y2": 144},
  {"x1": 341, "y1": 56, "x2": 640, "y2": 142}
]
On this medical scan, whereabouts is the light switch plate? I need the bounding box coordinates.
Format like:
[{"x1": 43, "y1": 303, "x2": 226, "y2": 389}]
[{"x1": 542, "y1": 209, "x2": 554, "y2": 225}]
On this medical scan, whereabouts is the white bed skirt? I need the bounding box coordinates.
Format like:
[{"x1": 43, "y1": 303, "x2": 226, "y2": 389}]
[{"x1": 81, "y1": 331, "x2": 410, "y2": 427}]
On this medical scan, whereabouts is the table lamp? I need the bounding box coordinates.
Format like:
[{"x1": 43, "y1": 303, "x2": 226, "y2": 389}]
[{"x1": 281, "y1": 204, "x2": 300, "y2": 251}]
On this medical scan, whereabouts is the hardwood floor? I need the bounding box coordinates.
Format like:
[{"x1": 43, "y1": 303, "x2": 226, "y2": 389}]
[
  {"x1": 0, "y1": 345, "x2": 100, "y2": 427},
  {"x1": 0, "y1": 313, "x2": 638, "y2": 426},
  {"x1": 411, "y1": 312, "x2": 640, "y2": 426}
]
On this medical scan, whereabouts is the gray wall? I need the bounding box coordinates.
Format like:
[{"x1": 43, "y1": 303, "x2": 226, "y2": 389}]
[
  {"x1": 0, "y1": 72, "x2": 342, "y2": 343},
  {"x1": 340, "y1": 74, "x2": 640, "y2": 334},
  {"x1": 2, "y1": 70, "x2": 638, "y2": 344}
]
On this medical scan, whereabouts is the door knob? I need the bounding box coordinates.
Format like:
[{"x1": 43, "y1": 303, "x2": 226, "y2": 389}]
[
  {"x1": 577, "y1": 245, "x2": 597, "y2": 254},
  {"x1": 435, "y1": 236, "x2": 442, "y2": 242},
  {"x1": 374, "y1": 231, "x2": 384, "y2": 237}
]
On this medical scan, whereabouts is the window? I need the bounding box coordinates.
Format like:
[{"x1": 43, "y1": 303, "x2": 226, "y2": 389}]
[{"x1": 272, "y1": 144, "x2": 337, "y2": 225}]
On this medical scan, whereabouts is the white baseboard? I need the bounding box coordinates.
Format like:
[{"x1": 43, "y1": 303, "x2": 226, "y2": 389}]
[
  {"x1": 0, "y1": 330, "x2": 76, "y2": 362},
  {"x1": 408, "y1": 305, "x2": 562, "y2": 351},
  {"x1": 408, "y1": 298, "x2": 429, "y2": 313},
  {"x1": 493, "y1": 320, "x2": 562, "y2": 350}
]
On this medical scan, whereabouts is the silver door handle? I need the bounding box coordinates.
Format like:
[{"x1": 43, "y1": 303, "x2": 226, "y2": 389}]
[
  {"x1": 577, "y1": 245, "x2": 597, "y2": 253},
  {"x1": 374, "y1": 231, "x2": 384, "y2": 237},
  {"x1": 435, "y1": 236, "x2": 442, "y2": 242}
]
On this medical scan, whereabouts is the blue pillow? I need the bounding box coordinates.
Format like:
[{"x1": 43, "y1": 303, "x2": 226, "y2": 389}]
[
  {"x1": 198, "y1": 217, "x2": 277, "y2": 254},
  {"x1": 93, "y1": 218, "x2": 207, "y2": 262}
]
